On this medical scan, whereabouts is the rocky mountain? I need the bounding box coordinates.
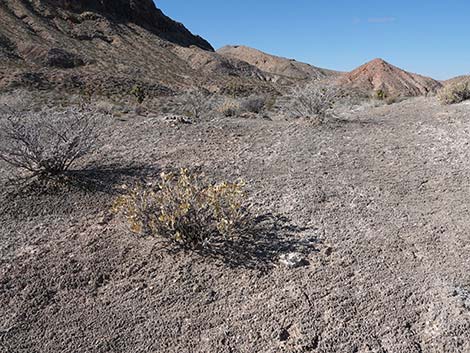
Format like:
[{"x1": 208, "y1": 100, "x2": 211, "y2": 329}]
[
  {"x1": 337, "y1": 58, "x2": 442, "y2": 96},
  {"x1": 5, "y1": 0, "x2": 213, "y2": 50},
  {"x1": 172, "y1": 45, "x2": 271, "y2": 81},
  {"x1": 0, "y1": 0, "x2": 275, "y2": 95},
  {"x1": 217, "y1": 45, "x2": 340, "y2": 82},
  {"x1": 0, "y1": 1, "x2": 444, "y2": 99}
]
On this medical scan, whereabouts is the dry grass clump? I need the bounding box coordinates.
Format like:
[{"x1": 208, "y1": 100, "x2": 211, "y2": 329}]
[
  {"x1": 92, "y1": 100, "x2": 116, "y2": 115},
  {"x1": 438, "y1": 80, "x2": 470, "y2": 105},
  {"x1": 0, "y1": 107, "x2": 103, "y2": 179},
  {"x1": 287, "y1": 83, "x2": 339, "y2": 122},
  {"x1": 113, "y1": 169, "x2": 248, "y2": 248},
  {"x1": 219, "y1": 98, "x2": 240, "y2": 117}
]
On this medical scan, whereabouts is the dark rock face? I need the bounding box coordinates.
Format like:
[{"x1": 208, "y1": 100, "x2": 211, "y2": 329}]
[
  {"x1": 0, "y1": 33, "x2": 19, "y2": 59},
  {"x1": 40, "y1": 0, "x2": 214, "y2": 50},
  {"x1": 45, "y1": 48, "x2": 85, "y2": 68}
]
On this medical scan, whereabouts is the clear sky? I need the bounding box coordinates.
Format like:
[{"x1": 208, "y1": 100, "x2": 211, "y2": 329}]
[{"x1": 157, "y1": 1, "x2": 470, "y2": 80}]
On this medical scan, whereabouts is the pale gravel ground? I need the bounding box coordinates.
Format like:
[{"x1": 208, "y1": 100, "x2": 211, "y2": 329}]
[{"x1": 1, "y1": 97, "x2": 470, "y2": 352}]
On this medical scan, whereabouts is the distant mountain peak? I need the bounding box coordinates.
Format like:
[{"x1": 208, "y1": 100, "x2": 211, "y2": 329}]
[
  {"x1": 369, "y1": 58, "x2": 388, "y2": 64},
  {"x1": 338, "y1": 58, "x2": 442, "y2": 96}
]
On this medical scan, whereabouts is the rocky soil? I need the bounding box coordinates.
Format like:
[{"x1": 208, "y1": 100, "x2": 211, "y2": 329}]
[{"x1": 1, "y1": 97, "x2": 470, "y2": 352}]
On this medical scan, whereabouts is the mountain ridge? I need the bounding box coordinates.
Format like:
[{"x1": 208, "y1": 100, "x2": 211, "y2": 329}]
[{"x1": 217, "y1": 45, "x2": 341, "y2": 82}]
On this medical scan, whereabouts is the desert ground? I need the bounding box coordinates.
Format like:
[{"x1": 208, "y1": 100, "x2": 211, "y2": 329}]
[{"x1": 1, "y1": 95, "x2": 470, "y2": 353}]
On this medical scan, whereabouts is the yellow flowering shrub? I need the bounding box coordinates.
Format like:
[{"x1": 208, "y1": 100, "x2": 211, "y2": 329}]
[{"x1": 112, "y1": 169, "x2": 247, "y2": 248}]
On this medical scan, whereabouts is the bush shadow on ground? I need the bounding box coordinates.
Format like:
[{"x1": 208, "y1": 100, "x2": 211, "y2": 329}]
[
  {"x1": 161, "y1": 212, "x2": 320, "y2": 272},
  {"x1": 2, "y1": 162, "x2": 161, "y2": 194},
  {"x1": 0, "y1": 163, "x2": 161, "y2": 219}
]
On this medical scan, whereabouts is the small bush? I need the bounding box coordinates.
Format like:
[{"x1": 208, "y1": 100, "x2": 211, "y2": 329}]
[
  {"x1": 375, "y1": 89, "x2": 387, "y2": 100},
  {"x1": 0, "y1": 108, "x2": 103, "y2": 179},
  {"x1": 130, "y1": 85, "x2": 146, "y2": 104},
  {"x1": 385, "y1": 95, "x2": 399, "y2": 105},
  {"x1": 181, "y1": 88, "x2": 212, "y2": 119},
  {"x1": 93, "y1": 100, "x2": 115, "y2": 115},
  {"x1": 240, "y1": 95, "x2": 267, "y2": 114},
  {"x1": 113, "y1": 169, "x2": 247, "y2": 248},
  {"x1": 287, "y1": 83, "x2": 339, "y2": 121},
  {"x1": 219, "y1": 98, "x2": 240, "y2": 117},
  {"x1": 438, "y1": 80, "x2": 470, "y2": 105}
]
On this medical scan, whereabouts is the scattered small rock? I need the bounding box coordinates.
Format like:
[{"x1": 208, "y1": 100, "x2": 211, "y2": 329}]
[
  {"x1": 323, "y1": 247, "x2": 333, "y2": 256},
  {"x1": 239, "y1": 112, "x2": 258, "y2": 119},
  {"x1": 278, "y1": 327, "x2": 290, "y2": 342},
  {"x1": 164, "y1": 114, "x2": 193, "y2": 125},
  {"x1": 279, "y1": 252, "x2": 309, "y2": 268}
]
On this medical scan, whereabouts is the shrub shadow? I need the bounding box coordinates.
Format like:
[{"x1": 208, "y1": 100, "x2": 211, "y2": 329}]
[
  {"x1": 2, "y1": 162, "x2": 161, "y2": 196},
  {"x1": 0, "y1": 163, "x2": 161, "y2": 219},
  {"x1": 164, "y1": 213, "x2": 320, "y2": 272},
  {"x1": 60, "y1": 163, "x2": 162, "y2": 194}
]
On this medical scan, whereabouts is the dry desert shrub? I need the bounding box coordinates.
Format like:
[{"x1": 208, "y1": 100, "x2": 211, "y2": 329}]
[
  {"x1": 113, "y1": 168, "x2": 247, "y2": 248},
  {"x1": 438, "y1": 80, "x2": 470, "y2": 105},
  {"x1": 130, "y1": 84, "x2": 146, "y2": 104},
  {"x1": 219, "y1": 98, "x2": 240, "y2": 117},
  {"x1": 240, "y1": 95, "x2": 267, "y2": 114},
  {"x1": 93, "y1": 100, "x2": 115, "y2": 115},
  {"x1": 180, "y1": 88, "x2": 213, "y2": 119},
  {"x1": 287, "y1": 82, "x2": 339, "y2": 121},
  {"x1": 0, "y1": 90, "x2": 36, "y2": 112},
  {"x1": 0, "y1": 107, "x2": 104, "y2": 179},
  {"x1": 375, "y1": 89, "x2": 387, "y2": 101}
]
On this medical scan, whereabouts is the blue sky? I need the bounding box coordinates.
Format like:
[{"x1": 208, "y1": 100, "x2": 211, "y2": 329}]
[{"x1": 157, "y1": 1, "x2": 470, "y2": 79}]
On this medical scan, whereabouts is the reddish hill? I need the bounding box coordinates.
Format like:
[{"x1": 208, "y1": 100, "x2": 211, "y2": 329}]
[{"x1": 337, "y1": 58, "x2": 442, "y2": 96}]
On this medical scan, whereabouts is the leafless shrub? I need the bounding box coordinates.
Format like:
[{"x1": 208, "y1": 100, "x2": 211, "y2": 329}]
[
  {"x1": 240, "y1": 95, "x2": 267, "y2": 114},
  {"x1": 287, "y1": 83, "x2": 340, "y2": 121},
  {"x1": 180, "y1": 88, "x2": 213, "y2": 120},
  {"x1": 0, "y1": 107, "x2": 104, "y2": 179}
]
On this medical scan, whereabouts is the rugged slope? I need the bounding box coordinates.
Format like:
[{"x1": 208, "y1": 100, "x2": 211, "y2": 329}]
[
  {"x1": 172, "y1": 45, "x2": 271, "y2": 81},
  {"x1": 338, "y1": 58, "x2": 442, "y2": 96},
  {"x1": 3, "y1": 0, "x2": 213, "y2": 50},
  {"x1": 218, "y1": 45, "x2": 340, "y2": 82},
  {"x1": 444, "y1": 75, "x2": 470, "y2": 86},
  {"x1": 0, "y1": 0, "x2": 275, "y2": 95}
]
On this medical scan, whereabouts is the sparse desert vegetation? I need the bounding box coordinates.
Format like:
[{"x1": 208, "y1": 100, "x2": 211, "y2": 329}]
[
  {"x1": 113, "y1": 168, "x2": 247, "y2": 248},
  {"x1": 1, "y1": 1, "x2": 470, "y2": 353},
  {"x1": 0, "y1": 108, "x2": 104, "y2": 180},
  {"x1": 287, "y1": 83, "x2": 340, "y2": 122},
  {"x1": 438, "y1": 79, "x2": 470, "y2": 104}
]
